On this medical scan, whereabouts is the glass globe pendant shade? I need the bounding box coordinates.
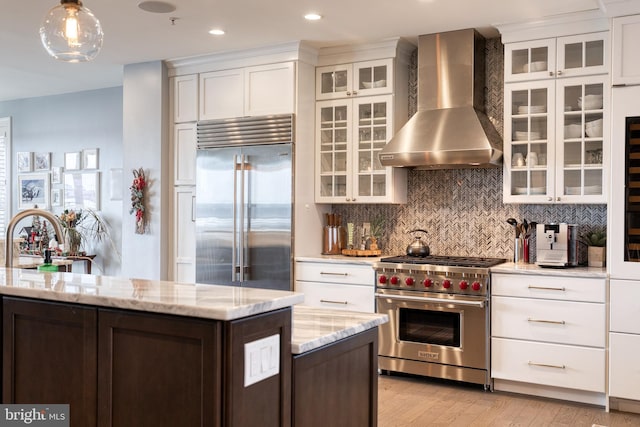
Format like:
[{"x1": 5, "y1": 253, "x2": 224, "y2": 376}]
[{"x1": 39, "y1": 0, "x2": 104, "y2": 62}]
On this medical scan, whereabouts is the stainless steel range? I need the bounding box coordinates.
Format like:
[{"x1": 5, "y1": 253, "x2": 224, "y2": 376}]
[{"x1": 374, "y1": 255, "x2": 506, "y2": 390}]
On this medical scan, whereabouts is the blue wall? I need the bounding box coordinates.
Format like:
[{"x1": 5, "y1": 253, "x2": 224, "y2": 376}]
[{"x1": 0, "y1": 86, "x2": 124, "y2": 275}]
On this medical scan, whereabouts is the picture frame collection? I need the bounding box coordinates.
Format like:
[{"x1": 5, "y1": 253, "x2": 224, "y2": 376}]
[{"x1": 17, "y1": 149, "x2": 101, "y2": 210}]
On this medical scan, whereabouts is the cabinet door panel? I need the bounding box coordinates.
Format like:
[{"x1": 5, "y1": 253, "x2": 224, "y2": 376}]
[
  {"x1": 503, "y1": 80, "x2": 555, "y2": 203},
  {"x1": 245, "y1": 62, "x2": 295, "y2": 116},
  {"x1": 174, "y1": 187, "x2": 196, "y2": 283},
  {"x1": 613, "y1": 15, "x2": 640, "y2": 85},
  {"x1": 504, "y1": 38, "x2": 556, "y2": 83},
  {"x1": 98, "y1": 309, "x2": 221, "y2": 427},
  {"x1": 609, "y1": 332, "x2": 640, "y2": 400},
  {"x1": 199, "y1": 69, "x2": 244, "y2": 120},
  {"x1": 557, "y1": 32, "x2": 608, "y2": 78},
  {"x1": 3, "y1": 298, "x2": 97, "y2": 427},
  {"x1": 173, "y1": 123, "x2": 196, "y2": 185},
  {"x1": 172, "y1": 75, "x2": 198, "y2": 123}
]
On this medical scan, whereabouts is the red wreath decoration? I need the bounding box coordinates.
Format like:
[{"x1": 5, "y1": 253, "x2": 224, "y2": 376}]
[{"x1": 129, "y1": 168, "x2": 146, "y2": 234}]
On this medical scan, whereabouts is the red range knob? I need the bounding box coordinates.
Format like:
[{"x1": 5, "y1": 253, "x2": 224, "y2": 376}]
[
  {"x1": 472, "y1": 281, "x2": 482, "y2": 291},
  {"x1": 390, "y1": 276, "x2": 399, "y2": 285},
  {"x1": 442, "y1": 279, "x2": 452, "y2": 289},
  {"x1": 405, "y1": 277, "x2": 415, "y2": 287},
  {"x1": 378, "y1": 275, "x2": 387, "y2": 284},
  {"x1": 423, "y1": 278, "x2": 433, "y2": 288},
  {"x1": 459, "y1": 280, "x2": 468, "y2": 290}
]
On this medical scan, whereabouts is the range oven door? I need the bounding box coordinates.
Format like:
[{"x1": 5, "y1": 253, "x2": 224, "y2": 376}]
[{"x1": 375, "y1": 290, "x2": 488, "y2": 370}]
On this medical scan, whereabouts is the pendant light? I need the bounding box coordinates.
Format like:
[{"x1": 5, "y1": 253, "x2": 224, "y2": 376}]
[{"x1": 39, "y1": 0, "x2": 104, "y2": 62}]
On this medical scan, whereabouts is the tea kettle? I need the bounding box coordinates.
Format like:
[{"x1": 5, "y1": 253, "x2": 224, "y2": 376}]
[{"x1": 406, "y1": 229, "x2": 430, "y2": 257}]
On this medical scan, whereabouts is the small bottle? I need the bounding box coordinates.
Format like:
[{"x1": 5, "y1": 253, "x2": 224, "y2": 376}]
[{"x1": 37, "y1": 249, "x2": 59, "y2": 272}]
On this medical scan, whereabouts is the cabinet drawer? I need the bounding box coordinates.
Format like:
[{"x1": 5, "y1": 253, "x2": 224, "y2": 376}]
[
  {"x1": 610, "y1": 279, "x2": 640, "y2": 334},
  {"x1": 294, "y1": 281, "x2": 374, "y2": 313},
  {"x1": 492, "y1": 296, "x2": 605, "y2": 347},
  {"x1": 295, "y1": 262, "x2": 374, "y2": 286},
  {"x1": 491, "y1": 273, "x2": 605, "y2": 302},
  {"x1": 492, "y1": 337, "x2": 605, "y2": 392},
  {"x1": 609, "y1": 332, "x2": 640, "y2": 400}
]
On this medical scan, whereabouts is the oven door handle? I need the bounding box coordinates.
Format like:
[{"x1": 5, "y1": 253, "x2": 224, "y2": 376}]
[{"x1": 375, "y1": 293, "x2": 485, "y2": 308}]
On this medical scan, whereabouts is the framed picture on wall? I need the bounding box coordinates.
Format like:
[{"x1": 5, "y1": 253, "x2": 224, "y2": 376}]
[
  {"x1": 33, "y1": 152, "x2": 51, "y2": 171},
  {"x1": 82, "y1": 148, "x2": 99, "y2": 170},
  {"x1": 51, "y1": 188, "x2": 63, "y2": 207},
  {"x1": 51, "y1": 166, "x2": 63, "y2": 184},
  {"x1": 18, "y1": 173, "x2": 50, "y2": 210},
  {"x1": 64, "y1": 152, "x2": 81, "y2": 170},
  {"x1": 17, "y1": 152, "x2": 32, "y2": 173},
  {"x1": 64, "y1": 171, "x2": 100, "y2": 210}
]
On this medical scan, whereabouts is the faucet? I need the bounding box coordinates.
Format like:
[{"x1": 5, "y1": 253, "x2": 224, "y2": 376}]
[{"x1": 5, "y1": 209, "x2": 64, "y2": 268}]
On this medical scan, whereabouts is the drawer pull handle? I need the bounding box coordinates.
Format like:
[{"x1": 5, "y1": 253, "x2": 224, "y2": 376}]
[
  {"x1": 528, "y1": 361, "x2": 565, "y2": 370},
  {"x1": 320, "y1": 299, "x2": 348, "y2": 305},
  {"x1": 528, "y1": 285, "x2": 566, "y2": 292},
  {"x1": 527, "y1": 318, "x2": 565, "y2": 325},
  {"x1": 320, "y1": 272, "x2": 348, "y2": 276}
]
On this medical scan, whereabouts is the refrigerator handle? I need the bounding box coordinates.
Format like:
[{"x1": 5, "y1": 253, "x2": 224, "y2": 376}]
[
  {"x1": 232, "y1": 154, "x2": 239, "y2": 282},
  {"x1": 191, "y1": 195, "x2": 196, "y2": 222},
  {"x1": 239, "y1": 154, "x2": 246, "y2": 282}
]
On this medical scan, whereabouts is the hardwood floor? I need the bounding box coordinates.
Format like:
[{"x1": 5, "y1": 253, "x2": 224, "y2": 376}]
[{"x1": 378, "y1": 374, "x2": 640, "y2": 426}]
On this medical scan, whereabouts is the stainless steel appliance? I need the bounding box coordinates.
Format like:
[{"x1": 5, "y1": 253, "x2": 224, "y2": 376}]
[
  {"x1": 535, "y1": 223, "x2": 578, "y2": 267},
  {"x1": 374, "y1": 255, "x2": 506, "y2": 390},
  {"x1": 195, "y1": 114, "x2": 294, "y2": 290},
  {"x1": 379, "y1": 29, "x2": 502, "y2": 169}
]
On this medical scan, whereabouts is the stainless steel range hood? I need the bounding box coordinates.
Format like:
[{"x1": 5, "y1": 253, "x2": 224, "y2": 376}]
[{"x1": 379, "y1": 29, "x2": 502, "y2": 169}]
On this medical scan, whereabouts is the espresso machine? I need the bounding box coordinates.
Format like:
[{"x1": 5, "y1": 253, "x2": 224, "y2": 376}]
[{"x1": 535, "y1": 223, "x2": 578, "y2": 267}]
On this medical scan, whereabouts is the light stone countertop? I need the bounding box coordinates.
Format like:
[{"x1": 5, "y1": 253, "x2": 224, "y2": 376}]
[
  {"x1": 0, "y1": 268, "x2": 304, "y2": 321},
  {"x1": 295, "y1": 255, "x2": 381, "y2": 265},
  {"x1": 291, "y1": 305, "x2": 388, "y2": 354},
  {"x1": 490, "y1": 262, "x2": 607, "y2": 278}
]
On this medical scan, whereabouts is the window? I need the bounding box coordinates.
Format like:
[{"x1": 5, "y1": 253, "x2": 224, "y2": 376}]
[{"x1": 0, "y1": 117, "x2": 11, "y2": 235}]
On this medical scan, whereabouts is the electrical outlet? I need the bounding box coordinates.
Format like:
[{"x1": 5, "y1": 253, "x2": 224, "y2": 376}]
[
  {"x1": 363, "y1": 222, "x2": 371, "y2": 236},
  {"x1": 244, "y1": 334, "x2": 280, "y2": 387}
]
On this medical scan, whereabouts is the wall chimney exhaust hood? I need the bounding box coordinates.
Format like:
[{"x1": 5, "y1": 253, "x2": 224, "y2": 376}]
[{"x1": 379, "y1": 29, "x2": 502, "y2": 169}]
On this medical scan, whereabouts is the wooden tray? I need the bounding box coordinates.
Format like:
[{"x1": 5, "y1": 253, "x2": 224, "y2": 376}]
[{"x1": 341, "y1": 249, "x2": 381, "y2": 257}]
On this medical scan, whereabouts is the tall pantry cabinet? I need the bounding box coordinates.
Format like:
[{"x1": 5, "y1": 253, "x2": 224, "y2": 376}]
[
  {"x1": 166, "y1": 42, "x2": 325, "y2": 283},
  {"x1": 609, "y1": 13, "x2": 640, "y2": 413}
]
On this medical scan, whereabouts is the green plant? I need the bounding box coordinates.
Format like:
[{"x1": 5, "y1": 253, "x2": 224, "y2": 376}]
[
  {"x1": 369, "y1": 215, "x2": 386, "y2": 240},
  {"x1": 582, "y1": 229, "x2": 606, "y2": 247}
]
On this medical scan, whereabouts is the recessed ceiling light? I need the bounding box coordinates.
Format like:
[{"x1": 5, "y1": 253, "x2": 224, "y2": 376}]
[
  {"x1": 208, "y1": 29, "x2": 225, "y2": 35},
  {"x1": 138, "y1": 1, "x2": 176, "y2": 13},
  {"x1": 304, "y1": 13, "x2": 322, "y2": 21}
]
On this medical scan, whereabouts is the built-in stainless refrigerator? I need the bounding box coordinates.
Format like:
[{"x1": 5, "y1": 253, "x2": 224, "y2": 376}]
[{"x1": 195, "y1": 115, "x2": 293, "y2": 290}]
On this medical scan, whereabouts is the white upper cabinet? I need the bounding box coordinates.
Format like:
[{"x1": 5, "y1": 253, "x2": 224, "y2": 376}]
[
  {"x1": 505, "y1": 32, "x2": 608, "y2": 83},
  {"x1": 199, "y1": 69, "x2": 244, "y2": 120},
  {"x1": 171, "y1": 75, "x2": 198, "y2": 123},
  {"x1": 612, "y1": 15, "x2": 640, "y2": 86},
  {"x1": 199, "y1": 62, "x2": 295, "y2": 121},
  {"x1": 316, "y1": 59, "x2": 393, "y2": 100},
  {"x1": 244, "y1": 62, "x2": 295, "y2": 116},
  {"x1": 503, "y1": 31, "x2": 609, "y2": 204},
  {"x1": 316, "y1": 95, "x2": 406, "y2": 204}
]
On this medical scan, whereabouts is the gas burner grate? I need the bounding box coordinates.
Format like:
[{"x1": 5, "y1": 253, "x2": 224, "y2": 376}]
[{"x1": 379, "y1": 255, "x2": 507, "y2": 268}]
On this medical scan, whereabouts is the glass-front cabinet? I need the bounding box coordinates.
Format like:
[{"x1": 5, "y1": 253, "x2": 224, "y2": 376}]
[
  {"x1": 505, "y1": 32, "x2": 608, "y2": 82},
  {"x1": 316, "y1": 95, "x2": 402, "y2": 203},
  {"x1": 504, "y1": 81, "x2": 555, "y2": 202},
  {"x1": 316, "y1": 59, "x2": 393, "y2": 100},
  {"x1": 555, "y1": 76, "x2": 608, "y2": 202},
  {"x1": 504, "y1": 31, "x2": 609, "y2": 204}
]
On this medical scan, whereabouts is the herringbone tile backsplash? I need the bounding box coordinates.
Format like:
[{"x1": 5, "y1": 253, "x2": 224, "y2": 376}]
[{"x1": 331, "y1": 38, "x2": 607, "y2": 264}]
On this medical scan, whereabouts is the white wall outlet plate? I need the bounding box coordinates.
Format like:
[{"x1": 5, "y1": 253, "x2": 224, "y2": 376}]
[{"x1": 244, "y1": 333, "x2": 280, "y2": 387}]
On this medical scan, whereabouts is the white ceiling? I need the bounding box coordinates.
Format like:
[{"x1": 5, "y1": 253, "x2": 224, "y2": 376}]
[{"x1": 0, "y1": 0, "x2": 610, "y2": 102}]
